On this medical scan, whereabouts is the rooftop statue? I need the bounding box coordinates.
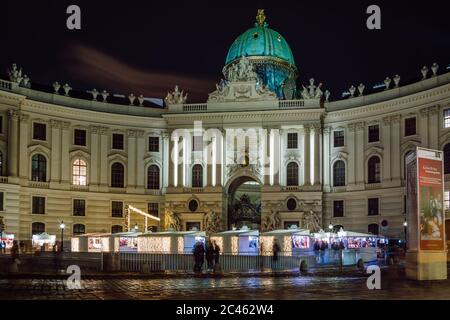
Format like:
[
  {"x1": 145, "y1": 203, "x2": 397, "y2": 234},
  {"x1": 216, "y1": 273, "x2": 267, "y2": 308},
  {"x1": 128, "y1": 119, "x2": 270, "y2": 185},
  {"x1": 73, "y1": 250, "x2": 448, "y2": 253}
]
[{"x1": 165, "y1": 85, "x2": 187, "y2": 105}]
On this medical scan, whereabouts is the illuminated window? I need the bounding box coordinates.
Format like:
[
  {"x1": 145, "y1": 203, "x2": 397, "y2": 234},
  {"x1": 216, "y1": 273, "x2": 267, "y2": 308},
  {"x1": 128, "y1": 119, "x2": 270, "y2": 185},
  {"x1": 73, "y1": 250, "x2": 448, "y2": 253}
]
[
  {"x1": 72, "y1": 159, "x2": 87, "y2": 186},
  {"x1": 286, "y1": 162, "x2": 299, "y2": 186},
  {"x1": 444, "y1": 109, "x2": 450, "y2": 128},
  {"x1": 445, "y1": 191, "x2": 450, "y2": 211},
  {"x1": 147, "y1": 165, "x2": 160, "y2": 189},
  {"x1": 31, "y1": 154, "x2": 47, "y2": 182}
]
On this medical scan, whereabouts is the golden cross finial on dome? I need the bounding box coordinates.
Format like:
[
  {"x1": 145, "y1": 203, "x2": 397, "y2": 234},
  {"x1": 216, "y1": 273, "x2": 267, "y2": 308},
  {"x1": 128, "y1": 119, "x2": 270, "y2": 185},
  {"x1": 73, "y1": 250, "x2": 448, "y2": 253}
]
[{"x1": 256, "y1": 9, "x2": 266, "y2": 26}]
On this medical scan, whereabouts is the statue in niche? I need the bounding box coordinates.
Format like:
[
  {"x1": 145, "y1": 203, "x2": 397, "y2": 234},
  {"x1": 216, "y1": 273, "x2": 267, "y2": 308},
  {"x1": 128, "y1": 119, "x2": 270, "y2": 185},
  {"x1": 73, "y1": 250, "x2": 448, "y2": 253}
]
[
  {"x1": 261, "y1": 210, "x2": 280, "y2": 231},
  {"x1": 203, "y1": 210, "x2": 222, "y2": 234},
  {"x1": 164, "y1": 209, "x2": 181, "y2": 231},
  {"x1": 302, "y1": 209, "x2": 321, "y2": 232}
]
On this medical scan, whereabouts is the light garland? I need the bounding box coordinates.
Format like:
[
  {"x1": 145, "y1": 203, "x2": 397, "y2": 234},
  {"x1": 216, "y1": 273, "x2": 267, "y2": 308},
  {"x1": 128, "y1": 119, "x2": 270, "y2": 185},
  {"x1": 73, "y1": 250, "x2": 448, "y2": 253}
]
[{"x1": 128, "y1": 205, "x2": 160, "y2": 221}]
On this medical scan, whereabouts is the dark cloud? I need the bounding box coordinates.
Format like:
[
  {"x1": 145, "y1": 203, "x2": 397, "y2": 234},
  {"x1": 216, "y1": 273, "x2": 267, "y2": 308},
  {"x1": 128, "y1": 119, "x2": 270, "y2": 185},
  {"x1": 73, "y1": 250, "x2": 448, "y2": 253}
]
[{"x1": 62, "y1": 44, "x2": 216, "y2": 101}]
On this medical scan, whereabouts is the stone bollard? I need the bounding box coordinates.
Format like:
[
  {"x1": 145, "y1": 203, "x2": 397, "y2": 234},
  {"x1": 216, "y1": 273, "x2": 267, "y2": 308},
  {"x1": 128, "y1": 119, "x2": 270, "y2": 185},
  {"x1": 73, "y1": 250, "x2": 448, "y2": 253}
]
[{"x1": 299, "y1": 260, "x2": 308, "y2": 274}]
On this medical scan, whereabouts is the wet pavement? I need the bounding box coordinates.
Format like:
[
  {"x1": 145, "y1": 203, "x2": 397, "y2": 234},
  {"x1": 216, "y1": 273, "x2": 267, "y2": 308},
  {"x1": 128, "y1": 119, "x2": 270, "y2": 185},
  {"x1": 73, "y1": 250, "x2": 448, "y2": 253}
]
[{"x1": 1, "y1": 267, "x2": 450, "y2": 299}]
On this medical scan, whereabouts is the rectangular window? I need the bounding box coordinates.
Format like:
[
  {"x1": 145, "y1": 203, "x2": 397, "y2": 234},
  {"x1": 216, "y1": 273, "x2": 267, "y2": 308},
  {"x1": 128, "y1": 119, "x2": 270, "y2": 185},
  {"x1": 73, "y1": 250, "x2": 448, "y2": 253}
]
[
  {"x1": 444, "y1": 109, "x2": 450, "y2": 128},
  {"x1": 0, "y1": 192, "x2": 4, "y2": 211},
  {"x1": 112, "y1": 133, "x2": 124, "y2": 150},
  {"x1": 192, "y1": 136, "x2": 203, "y2": 151},
  {"x1": 148, "y1": 137, "x2": 159, "y2": 152},
  {"x1": 73, "y1": 199, "x2": 86, "y2": 216},
  {"x1": 368, "y1": 198, "x2": 379, "y2": 216},
  {"x1": 287, "y1": 133, "x2": 298, "y2": 149},
  {"x1": 111, "y1": 201, "x2": 123, "y2": 217},
  {"x1": 368, "y1": 125, "x2": 380, "y2": 143},
  {"x1": 147, "y1": 202, "x2": 159, "y2": 217},
  {"x1": 33, "y1": 123, "x2": 46, "y2": 141},
  {"x1": 404, "y1": 117, "x2": 416, "y2": 136},
  {"x1": 74, "y1": 129, "x2": 87, "y2": 146},
  {"x1": 333, "y1": 200, "x2": 344, "y2": 217},
  {"x1": 445, "y1": 191, "x2": 450, "y2": 212},
  {"x1": 334, "y1": 130, "x2": 345, "y2": 147},
  {"x1": 186, "y1": 222, "x2": 201, "y2": 231},
  {"x1": 32, "y1": 196, "x2": 45, "y2": 215}
]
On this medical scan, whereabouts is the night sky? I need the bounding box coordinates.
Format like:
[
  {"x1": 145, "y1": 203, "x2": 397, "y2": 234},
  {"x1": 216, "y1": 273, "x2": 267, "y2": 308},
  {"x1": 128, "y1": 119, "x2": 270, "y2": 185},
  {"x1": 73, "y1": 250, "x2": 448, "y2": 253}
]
[{"x1": 1, "y1": 0, "x2": 449, "y2": 102}]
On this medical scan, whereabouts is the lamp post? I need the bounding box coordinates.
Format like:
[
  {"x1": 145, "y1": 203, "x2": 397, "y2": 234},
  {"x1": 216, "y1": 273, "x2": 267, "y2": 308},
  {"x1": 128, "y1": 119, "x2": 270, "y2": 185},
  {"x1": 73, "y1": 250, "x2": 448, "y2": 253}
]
[
  {"x1": 403, "y1": 220, "x2": 407, "y2": 250},
  {"x1": 59, "y1": 221, "x2": 65, "y2": 252},
  {"x1": 134, "y1": 223, "x2": 139, "y2": 231},
  {"x1": 328, "y1": 223, "x2": 333, "y2": 232}
]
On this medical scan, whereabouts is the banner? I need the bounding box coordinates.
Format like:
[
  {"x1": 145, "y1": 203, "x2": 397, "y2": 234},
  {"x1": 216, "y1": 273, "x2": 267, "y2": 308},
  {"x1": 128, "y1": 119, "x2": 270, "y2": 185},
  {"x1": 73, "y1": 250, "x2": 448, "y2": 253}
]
[
  {"x1": 405, "y1": 151, "x2": 418, "y2": 251},
  {"x1": 417, "y1": 148, "x2": 445, "y2": 251}
]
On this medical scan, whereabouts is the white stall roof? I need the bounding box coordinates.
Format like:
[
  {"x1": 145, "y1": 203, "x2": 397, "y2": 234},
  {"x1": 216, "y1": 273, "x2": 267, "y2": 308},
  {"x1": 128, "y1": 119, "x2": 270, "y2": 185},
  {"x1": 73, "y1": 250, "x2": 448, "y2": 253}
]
[
  {"x1": 110, "y1": 231, "x2": 142, "y2": 237},
  {"x1": 261, "y1": 229, "x2": 310, "y2": 236},
  {"x1": 212, "y1": 229, "x2": 259, "y2": 237},
  {"x1": 72, "y1": 232, "x2": 110, "y2": 238},
  {"x1": 138, "y1": 230, "x2": 206, "y2": 237}
]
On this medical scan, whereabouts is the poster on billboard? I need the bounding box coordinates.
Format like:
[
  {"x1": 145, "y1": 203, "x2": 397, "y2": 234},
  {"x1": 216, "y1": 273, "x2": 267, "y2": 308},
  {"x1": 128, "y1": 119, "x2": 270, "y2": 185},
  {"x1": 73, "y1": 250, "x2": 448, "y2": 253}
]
[
  {"x1": 405, "y1": 150, "x2": 418, "y2": 251},
  {"x1": 417, "y1": 148, "x2": 445, "y2": 251}
]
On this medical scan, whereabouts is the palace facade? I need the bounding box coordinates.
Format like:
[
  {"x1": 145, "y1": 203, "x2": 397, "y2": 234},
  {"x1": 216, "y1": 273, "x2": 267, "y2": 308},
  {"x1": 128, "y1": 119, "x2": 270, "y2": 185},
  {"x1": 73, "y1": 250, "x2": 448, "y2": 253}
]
[{"x1": 0, "y1": 11, "x2": 449, "y2": 243}]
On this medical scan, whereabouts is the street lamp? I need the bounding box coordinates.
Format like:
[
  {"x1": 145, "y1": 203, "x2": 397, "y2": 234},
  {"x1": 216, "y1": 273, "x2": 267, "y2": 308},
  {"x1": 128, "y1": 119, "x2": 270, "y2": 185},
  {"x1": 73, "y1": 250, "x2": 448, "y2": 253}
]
[
  {"x1": 59, "y1": 221, "x2": 65, "y2": 252},
  {"x1": 403, "y1": 220, "x2": 408, "y2": 251},
  {"x1": 328, "y1": 223, "x2": 333, "y2": 232},
  {"x1": 134, "y1": 223, "x2": 139, "y2": 231}
]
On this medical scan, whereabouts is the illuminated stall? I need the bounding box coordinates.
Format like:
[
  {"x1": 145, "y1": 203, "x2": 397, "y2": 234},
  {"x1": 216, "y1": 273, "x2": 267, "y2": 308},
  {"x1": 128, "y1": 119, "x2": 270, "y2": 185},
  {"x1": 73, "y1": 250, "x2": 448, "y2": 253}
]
[
  {"x1": 210, "y1": 227, "x2": 259, "y2": 255},
  {"x1": 260, "y1": 227, "x2": 311, "y2": 256},
  {"x1": 137, "y1": 230, "x2": 206, "y2": 254},
  {"x1": 0, "y1": 233, "x2": 14, "y2": 250},
  {"x1": 32, "y1": 232, "x2": 56, "y2": 251},
  {"x1": 108, "y1": 231, "x2": 142, "y2": 252},
  {"x1": 70, "y1": 233, "x2": 110, "y2": 252}
]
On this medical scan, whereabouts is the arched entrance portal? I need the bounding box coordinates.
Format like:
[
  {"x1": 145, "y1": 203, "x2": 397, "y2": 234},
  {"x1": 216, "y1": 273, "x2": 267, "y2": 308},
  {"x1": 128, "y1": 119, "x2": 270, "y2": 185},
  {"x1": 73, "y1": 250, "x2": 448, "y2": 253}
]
[{"x1": 227, "y1": 176, "x2": 262, "y2": 230}]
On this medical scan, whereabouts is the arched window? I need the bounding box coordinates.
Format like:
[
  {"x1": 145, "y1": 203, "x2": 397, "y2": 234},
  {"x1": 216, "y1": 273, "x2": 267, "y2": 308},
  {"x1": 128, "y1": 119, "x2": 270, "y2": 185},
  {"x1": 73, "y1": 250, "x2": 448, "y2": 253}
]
[
  {"x1": 444, "y1": 144, "x2": 450, "y2": 174},
  {"x1": 72, "y1": 159, "x2": 87, "y2": 185},
  {"x1": 286, "y1": 162, "x2": 299, "y2": 186},
  {"x1": 333, "y1": 160, "x2": 346, "y2": 187},
  {"x1": 111, "y1": 225, "x2": 123, "y2": 234},
  {"x1": 192, "y1": 164, "x2": 203, "y2": 188},
  {"x1": 367, "y1": 156, "x2": 381, "y2": 184},
  {"x1": 403, "y1": 150, "x2": 414, "y2": 179},
  {"x1": 73, "y1": 224, "x2": 86, "y2": 235},
  {"x1": 31, "y1": 222, "x2": 45, "y2": 235},
  {"x1": 147, "y1": 165, "x2": 160, "y2": 190},
  {"x1": 368, "y1": 223, "x2": 379, "y2": 235},
  {"x1": 111, "y1": 162, "x2": 124, "y2": 188},
  {"x1": 31, "y1": 154, "x2": 47, "y2": 182}
]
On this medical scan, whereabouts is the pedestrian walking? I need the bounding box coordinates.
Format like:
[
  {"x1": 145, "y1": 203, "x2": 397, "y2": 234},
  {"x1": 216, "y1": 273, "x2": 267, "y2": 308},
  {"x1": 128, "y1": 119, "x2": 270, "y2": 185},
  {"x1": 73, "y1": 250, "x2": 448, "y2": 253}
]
[
  {"x1": 19, "y1": 241, "x2": 25, "y2": 254},
  {"x1": 205, "y1": 241, "x2": 214, "y2": 271},
  {"x1": 10, "y1": 240, "x2": 19, "y2": 272},
  {"x1": 272, "y1": 239, "x2": 280, "y2": 270},
  {"x1": 0, "y1": 240, "x2": 5, "y2": 254},
  {"x1": 213, "y1": 241, "x2": 220, "y2": 264}
]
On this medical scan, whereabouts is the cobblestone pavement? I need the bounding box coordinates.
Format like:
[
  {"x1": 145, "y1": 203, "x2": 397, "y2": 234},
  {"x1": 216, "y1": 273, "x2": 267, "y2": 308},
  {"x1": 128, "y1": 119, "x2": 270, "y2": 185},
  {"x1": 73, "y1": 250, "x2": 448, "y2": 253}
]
[{"x1": 1, "y1": 268, "x2": 450, "y2": 300}]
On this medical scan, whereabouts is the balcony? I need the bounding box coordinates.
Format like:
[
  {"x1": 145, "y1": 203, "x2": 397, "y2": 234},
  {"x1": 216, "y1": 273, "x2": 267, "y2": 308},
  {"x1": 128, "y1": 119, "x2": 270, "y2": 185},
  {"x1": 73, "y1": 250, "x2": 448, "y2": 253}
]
[
  {"x1": 28, "y1": 181, "x2": 50, "y2": 189},
  {"x1": 0, "y1": 176, "x2": 8, "y2": 184}
]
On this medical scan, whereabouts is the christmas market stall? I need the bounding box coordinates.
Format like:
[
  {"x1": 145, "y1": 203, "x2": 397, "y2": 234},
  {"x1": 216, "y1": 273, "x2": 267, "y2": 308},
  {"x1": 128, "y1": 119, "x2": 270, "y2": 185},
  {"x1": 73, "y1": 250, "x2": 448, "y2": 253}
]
[
  {"x1": 70, "y1": 233, "x2": 110, "y2": 252},
  {"x1": 137, "y1": 230, "x2": 206, "y2": 254},
  {"x1": 260, "y1": 227, "x2": 311, "y2": 256},
  {"x1": 210, "y1": 227, "x2": 259, "y2": 255}
]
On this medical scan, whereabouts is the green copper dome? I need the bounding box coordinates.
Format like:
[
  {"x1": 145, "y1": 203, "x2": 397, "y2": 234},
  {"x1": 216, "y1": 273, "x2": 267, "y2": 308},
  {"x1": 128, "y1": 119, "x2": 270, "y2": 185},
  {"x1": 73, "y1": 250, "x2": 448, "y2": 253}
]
[
  {"x1": 225, "y1": 20, "x2": 295, "y2": 66},
  {"x1": 223, "y1": 10, "x2": 298, "y2": 99}
]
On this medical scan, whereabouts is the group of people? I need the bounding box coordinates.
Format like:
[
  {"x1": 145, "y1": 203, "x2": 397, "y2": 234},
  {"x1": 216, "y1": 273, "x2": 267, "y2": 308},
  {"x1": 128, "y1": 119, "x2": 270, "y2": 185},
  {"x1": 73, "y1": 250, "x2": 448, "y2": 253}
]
[{"x1": 193, "y1": 240, "x2": 221, "y2": 272}]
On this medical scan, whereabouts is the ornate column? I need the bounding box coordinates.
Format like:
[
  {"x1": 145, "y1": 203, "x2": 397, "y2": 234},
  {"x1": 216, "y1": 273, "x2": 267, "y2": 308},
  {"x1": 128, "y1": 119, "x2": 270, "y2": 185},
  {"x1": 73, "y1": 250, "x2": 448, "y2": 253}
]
[
  {"x1": 50, "y1": 120, "x2": 62, "y2": 184},
  {"x1": 177, "y1": 136, "x2": 184, "y2": 187},
  {"x1": 135, "y1": 130, "x2": 145, "y2": 190},
  {"x1": 206, "y1": 135, "x2": 214, "y2": 187},
  {"x1": 99, "y1": 126, "x2": 109, "y2": 188},
  {"x1": 347, "y1": 123, "x2": 356, "y2": 185},
  {"x1": 60, "y1": 121, "x2": 71, "y2": 186},
  {"x1": 302, "y1": 125, "x2": 311, "y2": 186},
  {"x1": 270, "y1": 128, "x2": 280, "y2": 186},
  {"x1": 382, "y1": 117, "x2": 391, "y2": 182},
  {"x1": 419, "y1": 107, "x2": 429, "y2": 148},
  {"x1": 127, "y1": 130, "x2": 137, "y2": 189},
  {"x1": 322, "y1": 127, "x2": 331, "y2": 190},
  {"x1": 215, "y1": 130, "x2": 223, "y2": 187},
  {"x1": 355, "y1": 121, "x2": 365, "y2": 186},
  {"x1": 262, "y1": 127, "x2": 270, "y2": 186},
  {"x1": 169, "y1": 132, "x2": 178, "y2": 187},
  {"x1": 89, "y1": 126, "x2": 100, "y2": 187},
  {"x1": 18, "y1": 113, "x2": 30, "y2": 179},
  {"x1": 7, "y1": 109, "x2": 19, "y2": 178},
  {"x1": 312, "y1": 124, "x2": 321, "y2": 186},
  {"x1": 162, "y1": 130, "x2": 170, "y2": 188},
  {"x1": 428, "y1": 106, "x2": 439, "y2": 149},
  {"x1": 391, "y1": 115, "x2": 401, "y2": 183},
  {"x1": 279, "y1": 129, "x2": 285, "y2": 185}
]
